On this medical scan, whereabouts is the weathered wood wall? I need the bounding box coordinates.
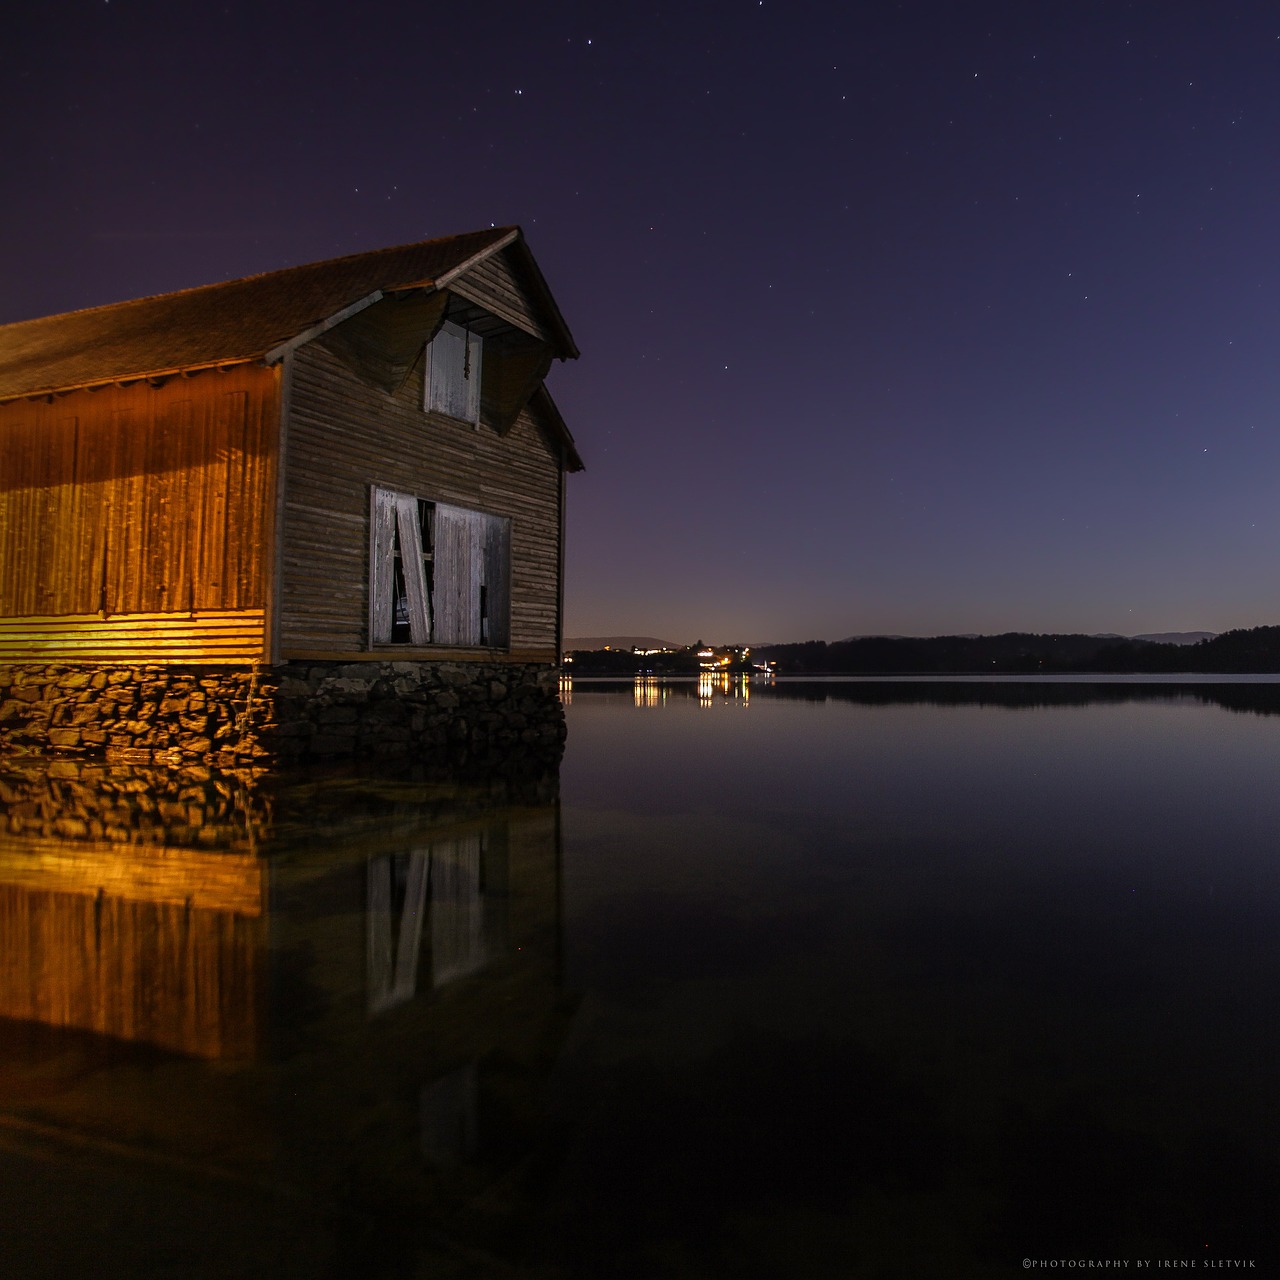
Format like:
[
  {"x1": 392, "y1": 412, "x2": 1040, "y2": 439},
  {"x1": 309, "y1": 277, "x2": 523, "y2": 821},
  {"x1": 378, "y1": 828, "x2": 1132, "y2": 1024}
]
[
  {"x1": 447, "y1": 247, "x2": 547, "y2": 339},
  {"x1": 279, "y1": 298, "x2": 565, "y2": 661},
  {"x1": 0, "y1": 366, "x2": 277, "y2": 662}
]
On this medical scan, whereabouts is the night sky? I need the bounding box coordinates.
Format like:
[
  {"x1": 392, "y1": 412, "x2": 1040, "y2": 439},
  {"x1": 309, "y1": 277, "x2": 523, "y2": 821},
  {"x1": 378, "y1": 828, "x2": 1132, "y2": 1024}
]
[{"x1": 5, "y1": 1, "x2": 1279, "y2": 643}]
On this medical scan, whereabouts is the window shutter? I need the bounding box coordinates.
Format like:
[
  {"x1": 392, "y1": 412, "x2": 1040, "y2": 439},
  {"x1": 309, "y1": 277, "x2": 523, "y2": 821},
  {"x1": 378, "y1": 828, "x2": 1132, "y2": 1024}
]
[
  {"x1": 395, "y1": 494, "x2": 432, "y2": 644},
  {"x1": 483, "y1": 515, "x2": 511, "y2": 647},
  {"x1": 373, "y1": 489, "x2": 508, "y2": 649},
  {"x1": 463, "y1": 329, "x2": 483, "y2": 425},
  {"x1": 367, "y1": 849, "x2": 429, "y2": 1013},
  {"x1": 426, "y1": 321, "x2": 482, "y2": 424},
  {"x1": 433, "y1": 503, "x2": 481, "y2": 645},
  {"x1": 370, "y1": 487, "x2": 398, "y2": 643},
  {"x1": 426, "y1": 321, "x2": 466, "y2": 419}
]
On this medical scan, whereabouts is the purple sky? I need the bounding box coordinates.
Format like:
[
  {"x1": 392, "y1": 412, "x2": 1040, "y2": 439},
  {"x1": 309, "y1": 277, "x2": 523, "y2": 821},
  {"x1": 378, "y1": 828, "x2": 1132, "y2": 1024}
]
[{"x1": 5, "y1": 1, "x2": 1279, "y2": 643}]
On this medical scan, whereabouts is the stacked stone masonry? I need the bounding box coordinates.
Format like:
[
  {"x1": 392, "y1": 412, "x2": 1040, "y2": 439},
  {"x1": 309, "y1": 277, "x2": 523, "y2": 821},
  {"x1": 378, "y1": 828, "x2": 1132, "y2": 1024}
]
[{"x1": 0, "y1": 662, "x2": 566, "y2": 766}]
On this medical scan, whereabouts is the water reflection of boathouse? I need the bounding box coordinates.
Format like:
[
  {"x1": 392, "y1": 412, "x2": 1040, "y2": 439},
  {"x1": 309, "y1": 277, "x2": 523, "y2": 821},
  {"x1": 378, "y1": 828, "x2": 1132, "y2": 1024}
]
[
  {"x1": 0, "y1": 758, "x2": 570, "y2": 1272},
  {"x1": 0, "y1": 761, "x2": 269, "y2": 1059}
]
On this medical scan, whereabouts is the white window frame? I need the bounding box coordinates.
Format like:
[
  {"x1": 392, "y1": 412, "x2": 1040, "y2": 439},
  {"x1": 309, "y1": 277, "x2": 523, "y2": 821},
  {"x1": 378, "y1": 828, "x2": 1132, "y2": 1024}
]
[
  {"x1": 369, "y1": 487, "x2": 510, "y2": 648},
  {"x1": 424, "y1": 319, "x2": 483, "y2": 426}
]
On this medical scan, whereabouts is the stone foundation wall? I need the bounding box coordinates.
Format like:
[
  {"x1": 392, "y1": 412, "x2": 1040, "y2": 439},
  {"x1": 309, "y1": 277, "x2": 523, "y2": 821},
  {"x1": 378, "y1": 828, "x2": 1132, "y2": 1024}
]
[
  {"x1": 269, "y1": 661, "x2": 566, "y2": 764},
  {"x1": 0, "y1": 661, "x2": 566, "y2": 767}
]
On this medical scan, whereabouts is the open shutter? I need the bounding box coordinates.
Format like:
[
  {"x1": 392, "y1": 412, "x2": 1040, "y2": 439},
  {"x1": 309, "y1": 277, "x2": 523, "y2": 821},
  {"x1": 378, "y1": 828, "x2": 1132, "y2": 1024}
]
[
  {"x1": 377, "y1": 492, "x2": 507, "y2": 649},
  {"x1": 395, "y1": 495, "x2": 432, "y2": 644},
  {"x1": 372, "y1": 487, "x2": 432, "y2": 645},
  {"x1": 367, "y1": 849, "x2": 430, "y2": 1013},
  {"x1": 370, "y1": 487, "x2": 397, "y2": 644},
  {"x1": 483, "y1": 514, "x2": 511, "y2": 647}
]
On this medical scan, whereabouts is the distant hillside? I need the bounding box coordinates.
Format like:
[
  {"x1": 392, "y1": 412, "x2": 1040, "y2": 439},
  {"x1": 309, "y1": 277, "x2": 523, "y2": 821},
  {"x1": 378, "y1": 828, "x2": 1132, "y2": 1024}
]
[
  {"x1": 751, "y1": 627, "x2": 1280, "y2": 674},
  {"x1": 838, "y1": 632, "x2": 1204, "y2": 644},
  {"x1": 1132, "y1": 632, "x2": 1217, "y2": 645},
  {"x1": 564, "y1": 636, "x2": 682, "y2": 652},
  {"x1": 838, "y1": 632, "x2": 1130, "y2": 644},
  {"x1": 756, "y1": 633, "x2": 1122, "y2": 674}
]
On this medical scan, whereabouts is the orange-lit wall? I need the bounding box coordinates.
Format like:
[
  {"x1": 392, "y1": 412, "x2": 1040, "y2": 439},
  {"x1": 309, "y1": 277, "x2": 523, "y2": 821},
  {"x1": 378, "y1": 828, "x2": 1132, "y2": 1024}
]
[{"x1": 0, "y1": 366, "x2": 278, "y2": 662}]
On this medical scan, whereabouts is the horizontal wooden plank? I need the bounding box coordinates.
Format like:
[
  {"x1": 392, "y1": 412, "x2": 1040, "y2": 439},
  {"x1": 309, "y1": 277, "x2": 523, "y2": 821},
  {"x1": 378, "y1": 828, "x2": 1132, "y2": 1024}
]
[
  {"x1": 0, "y1": 609, "x2": 266, "y2": 663},
  {"x1": 280, "y1": 647, "x2": 557, "y2": 664}
]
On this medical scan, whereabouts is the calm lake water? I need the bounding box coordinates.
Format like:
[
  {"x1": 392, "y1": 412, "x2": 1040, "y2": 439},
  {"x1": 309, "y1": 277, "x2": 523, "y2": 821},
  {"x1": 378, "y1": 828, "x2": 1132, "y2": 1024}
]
[{"x1": 1, "y1": 678, "x2": 1277, "y2": 1277}]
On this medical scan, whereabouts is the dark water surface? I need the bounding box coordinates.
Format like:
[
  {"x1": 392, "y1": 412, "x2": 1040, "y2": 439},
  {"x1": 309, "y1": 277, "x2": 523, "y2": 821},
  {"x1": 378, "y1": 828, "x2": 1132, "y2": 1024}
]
[{"x1": 1, "y1": 679, "x2": 1277, "y2": 1277}]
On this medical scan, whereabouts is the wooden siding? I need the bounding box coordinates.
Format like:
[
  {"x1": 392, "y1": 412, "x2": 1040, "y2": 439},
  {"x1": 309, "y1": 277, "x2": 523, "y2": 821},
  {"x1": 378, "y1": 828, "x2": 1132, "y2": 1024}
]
[
  {"x1": 280, "y1": 335, "x2": 563, "y2": 658},
  {"x1": 0, "y1": 610, "x2": 265, "y2": 663},
  {"x1": 447, "y1": 249, "x2": 547, "y2": 340},
  {"x1": 0, "y1": 367, "x2": 277, "y2": 659}
]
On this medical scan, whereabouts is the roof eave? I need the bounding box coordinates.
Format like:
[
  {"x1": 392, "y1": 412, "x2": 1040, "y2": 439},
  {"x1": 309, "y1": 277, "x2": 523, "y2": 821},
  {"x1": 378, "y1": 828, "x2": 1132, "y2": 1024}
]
[
  {"x1": 0, "y1": 356, "x2": 269, "y2": 405},
  {"x1": 503, "y1": 231, "x2": 580, "y2": 360},
  {"x1": 533, "y1": 385, "x2": 584, "y2": 472},
  {"x1": 262, "y1": 289, "x2": 387, "y2": 365}
]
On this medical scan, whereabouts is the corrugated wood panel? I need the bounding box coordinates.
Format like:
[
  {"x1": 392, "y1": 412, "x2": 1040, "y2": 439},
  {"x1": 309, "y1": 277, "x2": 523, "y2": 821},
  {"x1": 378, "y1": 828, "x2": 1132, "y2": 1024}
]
[
  {"x1": 281, "y1": 341, "x2": 563, "y2": 655},
  {"x1": 0, "y1": 366, "x2": 277, "y2": 627},
  {"x1": 0, "y1": 609, "x2": 265, "y2": 663},
  {"x1": 447, "y1": 249, "x2": 548, "y2": 340}
]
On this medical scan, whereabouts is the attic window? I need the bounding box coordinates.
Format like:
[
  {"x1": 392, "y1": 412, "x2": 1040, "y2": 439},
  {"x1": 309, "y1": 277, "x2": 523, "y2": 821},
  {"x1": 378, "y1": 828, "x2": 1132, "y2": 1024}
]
[
  {"x1": 370, "y1": 487, "x2": 510, "y2": 648},
  {"x1": 425, "y1": 319, "x2": 483, "y2": 425}
]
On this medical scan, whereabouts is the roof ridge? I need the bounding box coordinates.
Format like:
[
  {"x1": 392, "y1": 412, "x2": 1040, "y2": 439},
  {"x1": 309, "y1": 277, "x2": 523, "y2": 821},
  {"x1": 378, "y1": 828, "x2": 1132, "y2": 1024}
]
[
  {"x1": 0, "y1": 224, "x2": 582, "y2": 402},
  {"x1": 0, "y1": 225, "x2": 522, "y2": 332}
]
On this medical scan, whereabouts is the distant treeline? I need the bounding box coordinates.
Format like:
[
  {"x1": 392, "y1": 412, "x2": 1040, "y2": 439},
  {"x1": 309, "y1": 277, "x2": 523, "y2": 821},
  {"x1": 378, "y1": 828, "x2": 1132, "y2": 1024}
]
[
  {"x1": 568, "y1": 627, "x2": 1280, "y2": 675},
  {"x1": 753, "y1": 628, "x2": 1280, "y2": 674}
]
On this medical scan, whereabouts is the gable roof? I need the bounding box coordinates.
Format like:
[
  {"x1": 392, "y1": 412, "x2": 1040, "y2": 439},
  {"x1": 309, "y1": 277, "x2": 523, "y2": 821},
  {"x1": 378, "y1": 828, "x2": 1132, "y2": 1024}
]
[{"x1": 0, "y1": 226, "x2": 578, "y2": 402}]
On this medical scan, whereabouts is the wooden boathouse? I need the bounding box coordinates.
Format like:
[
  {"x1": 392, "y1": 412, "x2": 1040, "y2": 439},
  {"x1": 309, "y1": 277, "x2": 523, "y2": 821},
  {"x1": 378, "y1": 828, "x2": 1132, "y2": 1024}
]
[{"x1": 0, "y1": 227, "x2": 582, "y2": 763}]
